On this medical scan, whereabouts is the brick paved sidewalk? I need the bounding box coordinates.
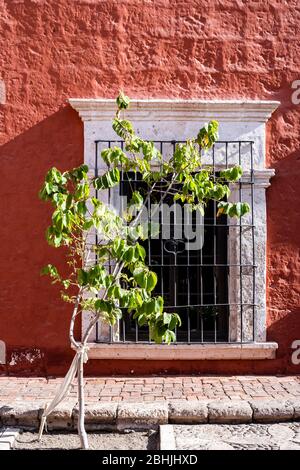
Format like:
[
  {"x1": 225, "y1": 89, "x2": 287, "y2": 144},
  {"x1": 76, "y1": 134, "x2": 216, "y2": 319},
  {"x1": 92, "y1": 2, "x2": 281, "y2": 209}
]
[{"x1": 0, "y1": 375, "x2": 299, "y2": 403}]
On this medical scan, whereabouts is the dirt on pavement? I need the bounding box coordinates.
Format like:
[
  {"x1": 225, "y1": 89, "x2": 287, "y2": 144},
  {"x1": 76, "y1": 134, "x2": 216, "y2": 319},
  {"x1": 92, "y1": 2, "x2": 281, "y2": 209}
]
[{"x1": 14, "y1": 430, "x2": 158, "y2": 450}]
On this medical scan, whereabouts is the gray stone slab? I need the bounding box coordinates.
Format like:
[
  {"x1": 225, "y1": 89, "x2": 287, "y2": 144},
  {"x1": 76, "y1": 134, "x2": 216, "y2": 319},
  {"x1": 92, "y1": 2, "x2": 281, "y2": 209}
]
[
  {"x1": 251, "y1": 400, "x2": 294, "y2": 423},
  {"x1": 42, "y1": 401, "x2": 76, "y2": 431},
  {"x1": 169, "y1": 422, "x2": 300, "y2": 450},
  {"x1": 208, "y1": 400, "x2": 253, "y2": 423},
  {"x1": 287, "y1": 399, "x2": 300, "y2": 420},
  {"x1": 168, "y1": 401, "x2": 208, "y2": 424},
  {"x1": 0, "y1": 403, "x2": 40, "y2": 429},
  {"x1": 117, "y1": 402, "x2": 168, "y2": 430},
  {"x1": 73, "y1": 403, "x2": 117, "y2": 430}
]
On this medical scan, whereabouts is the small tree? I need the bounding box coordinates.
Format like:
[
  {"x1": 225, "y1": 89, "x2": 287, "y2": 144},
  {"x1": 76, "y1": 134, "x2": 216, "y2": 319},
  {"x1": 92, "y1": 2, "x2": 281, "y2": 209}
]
[{"x1": 39, "y1": 93, "x2": 249, "y2": 449}]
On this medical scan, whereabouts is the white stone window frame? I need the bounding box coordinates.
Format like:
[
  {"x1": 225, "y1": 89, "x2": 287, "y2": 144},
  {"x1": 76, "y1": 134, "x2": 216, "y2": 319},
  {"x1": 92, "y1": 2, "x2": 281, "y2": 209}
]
[{"x1": 69, "y1": 99, "x2": 279, "y2": 360}]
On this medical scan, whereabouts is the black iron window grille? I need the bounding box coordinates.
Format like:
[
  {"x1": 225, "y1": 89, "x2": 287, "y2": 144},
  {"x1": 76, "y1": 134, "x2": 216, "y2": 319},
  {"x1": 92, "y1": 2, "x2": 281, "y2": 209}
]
[{"x1": 94, "y1": 140, "x2": 256, "y2": 344}]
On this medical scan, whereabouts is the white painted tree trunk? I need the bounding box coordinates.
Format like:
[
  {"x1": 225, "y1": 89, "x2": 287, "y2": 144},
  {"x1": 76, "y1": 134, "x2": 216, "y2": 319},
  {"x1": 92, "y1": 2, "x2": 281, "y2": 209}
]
[{"x1": 77, "y1": 353, "x2": 88, "y2": 450}]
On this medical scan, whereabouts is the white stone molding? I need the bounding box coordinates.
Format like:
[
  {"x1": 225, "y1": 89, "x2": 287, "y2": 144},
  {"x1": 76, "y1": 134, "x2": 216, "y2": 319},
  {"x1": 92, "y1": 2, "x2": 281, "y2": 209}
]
[
  {"x1": 228, "y1": 170, "x2": 274, "y2": 342},
  {"x1": 69, "y1": 98, "x2": 279, "y2": 356},
  {"x1": 69, "y1": 99, "x2": 279, "y2": 122}
]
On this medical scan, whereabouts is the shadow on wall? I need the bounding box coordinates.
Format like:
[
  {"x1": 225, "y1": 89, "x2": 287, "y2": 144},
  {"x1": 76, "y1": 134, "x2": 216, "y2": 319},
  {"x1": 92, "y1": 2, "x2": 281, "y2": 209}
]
[
  {"x1": 0, "y1": 104, "x2": 83, "y2": 376},
  {"x1": 267, "y1": 308, "x2": 300, "y2": 373},
  {"x1": 266, "y1": 143, "x2": 300, "y2": 374}
]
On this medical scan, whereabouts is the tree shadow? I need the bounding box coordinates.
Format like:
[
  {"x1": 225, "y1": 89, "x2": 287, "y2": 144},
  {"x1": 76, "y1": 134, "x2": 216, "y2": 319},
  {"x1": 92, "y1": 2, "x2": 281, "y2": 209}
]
[{"x1": 0, "y1": 104, "x2": 83, "y2": 376}]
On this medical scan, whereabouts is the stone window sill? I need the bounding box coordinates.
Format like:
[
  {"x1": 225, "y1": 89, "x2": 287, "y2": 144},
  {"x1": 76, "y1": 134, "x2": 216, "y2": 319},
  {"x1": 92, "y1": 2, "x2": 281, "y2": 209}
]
[{"x1": 87, "y1": 342, "x2": 278, "y2": 361}]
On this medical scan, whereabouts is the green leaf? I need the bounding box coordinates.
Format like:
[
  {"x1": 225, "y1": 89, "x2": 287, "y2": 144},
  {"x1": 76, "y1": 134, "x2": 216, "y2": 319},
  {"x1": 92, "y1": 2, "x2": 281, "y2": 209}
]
[
  {"x1": 169, "y1": 313, "x2": 181, "y2": 330},
  {"x1": 164, "y1": 330, "x2": 176, "y2": 344},
  {"x1": 116, "y1": 91, "x2": 130, "y2": 110},
  {"x1": 67, "y1": 164, "x2": 89, "y2": 181},
  {"x1": 133, "y1": 268, "x2": 157, "y2": 292},
  {"x1": 77, "y1": 269, "x2": 88, "y2": 286},
  {"x1": 112, "y1": 118, "x2": 134, "y2": 139},
  {"x1": 210, "y1": 184, "x2": 228, "y2": 200},
  {"x1": 107, "y1": 284, "x2": 124, "y2": 300},
  {"x1": 137, "y1": 314, "x2": 147, "y2": 326},
  {"x1": 112, "y1": 238, "x2": 126, "y2": 258},
  {"x1": 229, "y1": 203, "x2": 241, "y2": 217},
  {"x1": 127, "y1": 224, "x2": 146, "y2": 241},
  {"x1": 46, "y1": 167, "x2": 66, "y2": 185},
  {"x1": 197, "y1": 120, "x2": 219, "y2": 150},
  {"x1": 217, "y1": 201, "x2": 231, "y2": 216},
  {"x1": 141, "y1": 141, "x2": 160, "y2": 161},
  {"x1": 240, "y1": 202, "x2": 250, "y2": 216},
  {"x1": 95, "y1": 299, "x2": 113, "y2": 313},
  {"x1": 41, "y1": 264, "x2": 59, "y2": 278},
  {"x1": 220, "y1": 165, "x2": 243, "y2": 182},
  {"x1": 153, "y1": 297, "x2": 163, "y2": 316},
  {"x1": 146, "y1": 271, "x2": 157, "y2": 292},
  {"x1": 163, "y1": 312, "x2": 172, "y2": 325},
  {"x1": 124, "y1": 136, "x2": 143, "y2": 152},
  {"x1": 93, "y1": 168, "x2": 120, "y2": 190},
  {"x1": 217, "y1": 201, "x2": 250, "y2": 218},
  {"x1": 133, "y1": 267, "x2": 147, "y2": 288},
  {"x1": 77, "y1": 200, "x2": 87, "y2": 215},
  {"x1": 123, "y1": 246, "x2": 135, "y2": 263},
  {"x1": 101, "y1": 147, "x2": 128, "y2": 167},
  {"x1": 135, "y1": 243, "x2": 146, "y2": 261},
  {"x1": 83, "y1": 219, "x2": 94, "y2": 230},
  {"x1": 75, "y1": 183, "x2": 90, "y2": 200},
  {"x1": 130, "y1": 190, "x2": 143, "y2": 207}
]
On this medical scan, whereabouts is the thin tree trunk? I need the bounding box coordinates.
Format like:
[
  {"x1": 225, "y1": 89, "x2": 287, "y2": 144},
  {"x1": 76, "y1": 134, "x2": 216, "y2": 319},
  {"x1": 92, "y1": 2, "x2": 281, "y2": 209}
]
[{"x1": 77, "y1": 353, "x2": 88, "y2": 449}]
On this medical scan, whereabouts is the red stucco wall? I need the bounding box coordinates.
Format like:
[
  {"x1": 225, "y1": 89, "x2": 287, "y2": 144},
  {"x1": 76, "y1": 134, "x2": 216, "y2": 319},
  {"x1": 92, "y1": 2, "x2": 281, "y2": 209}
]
[{"x1": 0, "y1": 0, "x2": 299, "y2": 376}]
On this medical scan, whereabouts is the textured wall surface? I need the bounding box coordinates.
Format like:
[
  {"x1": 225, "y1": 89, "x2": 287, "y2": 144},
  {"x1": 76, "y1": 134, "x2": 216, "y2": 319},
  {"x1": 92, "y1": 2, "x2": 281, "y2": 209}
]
[{"x1": 0, "y1": 0, "x2": 299, "y2": 375}]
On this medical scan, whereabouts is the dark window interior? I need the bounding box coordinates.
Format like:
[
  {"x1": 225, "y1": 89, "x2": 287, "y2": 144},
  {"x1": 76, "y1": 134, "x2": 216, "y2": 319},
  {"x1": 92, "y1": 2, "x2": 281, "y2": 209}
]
[{"x1": 119, "y1": 172, "x2": 229, "y2": 343}]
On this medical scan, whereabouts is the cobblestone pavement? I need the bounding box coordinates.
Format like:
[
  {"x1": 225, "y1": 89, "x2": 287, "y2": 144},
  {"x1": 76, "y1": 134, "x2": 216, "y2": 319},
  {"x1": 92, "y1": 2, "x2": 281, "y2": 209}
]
[
  {"x1": 0, "y1": 375, "x2": 299, "y2": 403},
  {"x1": 173, "y1": 423, "x2": 300, "y2": 450}
]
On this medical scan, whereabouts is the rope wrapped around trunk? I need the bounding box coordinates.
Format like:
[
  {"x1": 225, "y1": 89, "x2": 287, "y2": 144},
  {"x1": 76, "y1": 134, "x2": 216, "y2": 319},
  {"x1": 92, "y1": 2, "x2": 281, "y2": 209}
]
[{"x1": 38, "y1": 344, "x2": 89, "y2": 440}]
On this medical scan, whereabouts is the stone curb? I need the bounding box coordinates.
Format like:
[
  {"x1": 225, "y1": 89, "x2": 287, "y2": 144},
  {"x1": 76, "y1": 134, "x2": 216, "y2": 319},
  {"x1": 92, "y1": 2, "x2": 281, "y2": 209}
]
[
  {"x1": 117, "y1": 402, "x2": 168, "y2": 431},
  {"x1": 73, "y1": 403, "x2": 118, "y2": 431},
  {"x1": 0, "y1": 400, "x2": 299, "y2": 431},
  {"x1": 208, "y1": 400, "x2": 252, "y2": 424}
]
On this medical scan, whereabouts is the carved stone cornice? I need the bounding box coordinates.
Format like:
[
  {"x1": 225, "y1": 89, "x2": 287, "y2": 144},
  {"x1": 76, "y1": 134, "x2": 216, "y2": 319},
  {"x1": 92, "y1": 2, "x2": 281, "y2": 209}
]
[{"x1": 69, "y1": 99, "x2": 280, "y2": 123}]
